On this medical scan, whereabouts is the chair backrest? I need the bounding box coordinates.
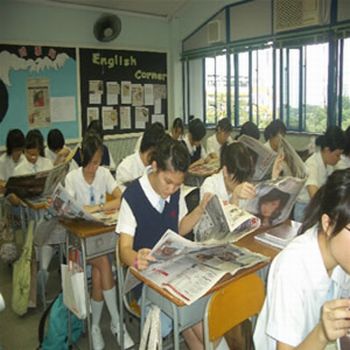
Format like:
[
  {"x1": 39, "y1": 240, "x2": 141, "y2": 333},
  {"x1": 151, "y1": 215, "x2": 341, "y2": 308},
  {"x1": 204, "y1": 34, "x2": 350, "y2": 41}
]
[{"x1": 204, "y1": 273, "x2": 265, "y2": 344}]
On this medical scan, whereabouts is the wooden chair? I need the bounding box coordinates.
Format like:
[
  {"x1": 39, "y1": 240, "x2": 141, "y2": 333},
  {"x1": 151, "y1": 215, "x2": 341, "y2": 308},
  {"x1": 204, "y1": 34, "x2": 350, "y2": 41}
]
[{"x1": 203, "y1": 273, "x2": 265, "y2": 350}]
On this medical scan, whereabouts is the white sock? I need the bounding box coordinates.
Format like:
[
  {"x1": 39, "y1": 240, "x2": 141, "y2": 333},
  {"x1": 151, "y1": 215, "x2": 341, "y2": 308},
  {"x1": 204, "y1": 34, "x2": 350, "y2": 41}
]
[
  {"x1": 91, "y1": 299, "x2": 104, "y2": 327},
  {"x1": 39, "y1": 245, "x2": 54, "y2": 270},
  {"x1": 103, "y1": 286, "x2": 120, "y2": 327},
  {"x1": 216, "y1": 337, "x2": 230, "y2": 350}
]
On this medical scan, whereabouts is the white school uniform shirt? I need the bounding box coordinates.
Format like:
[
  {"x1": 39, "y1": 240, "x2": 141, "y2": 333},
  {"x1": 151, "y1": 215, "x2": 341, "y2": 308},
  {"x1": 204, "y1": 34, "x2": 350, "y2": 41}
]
[
  {"x1": 65, "y1": 167, "x2": 117, "y2": 206},
  {"x1": 115, "y1": 151, "x2": 146, "y2": 192},
  {"x1": 116, "y1": 172, "x2": 188, "y2": 237},
  {"x1": 254, "y1": 225, "x2": 350, "y2": 349},
  {"x1": 13, "y1": 156, "x2": 53, "y2": 176},
  {"x1": 297, "y1": 151, "x2": 333, "y2": 204},
  {"x1": 183, "y1": 134, "x2": 207, "y2": 160},
  {"x1": 0, "y1": 153, "x2": 25, "y2": 181},
  {"x1": 200, "y1": 170, "x2": 231, "y2": 202},
  {"x1": 206, "y1": 134, "x2": 233, "y2": 157},
  {"x1": 334, "y1": 154, "x2": 350, "y2": 170}
]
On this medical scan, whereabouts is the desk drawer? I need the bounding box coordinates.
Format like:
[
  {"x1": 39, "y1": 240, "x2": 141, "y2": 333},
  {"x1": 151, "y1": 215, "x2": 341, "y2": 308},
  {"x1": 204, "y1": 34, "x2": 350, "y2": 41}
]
[{"x1": 85, "y1": 231, "x2": 117, "y2": 257}]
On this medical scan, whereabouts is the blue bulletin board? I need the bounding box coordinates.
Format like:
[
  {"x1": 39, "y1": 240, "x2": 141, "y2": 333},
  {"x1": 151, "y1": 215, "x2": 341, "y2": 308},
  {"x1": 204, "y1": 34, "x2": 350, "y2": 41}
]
[{"x1": 0, "y1": 44, "x2": 79, "y2": 147}]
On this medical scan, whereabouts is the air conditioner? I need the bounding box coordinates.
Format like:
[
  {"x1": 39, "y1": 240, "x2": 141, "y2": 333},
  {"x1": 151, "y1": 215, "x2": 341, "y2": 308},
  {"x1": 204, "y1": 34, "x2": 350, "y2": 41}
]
[
  {"x1": 207, "y1": 20, "x2": 224, "y2": 44},
  {"x1": 274, "y1": 0, "x2": 330, "y2": 33}
]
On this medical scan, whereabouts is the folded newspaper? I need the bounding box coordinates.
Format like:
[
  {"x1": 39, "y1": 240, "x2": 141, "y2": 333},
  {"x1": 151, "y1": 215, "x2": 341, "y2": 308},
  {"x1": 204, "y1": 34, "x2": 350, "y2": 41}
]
[
  {"x1": 240, "y1": 176, "x2": 305, "y2": 227},
  {"x1": 194, "y1": 195, "x2": 261, "y2": 243},
  {"x1": 49, "y1": 183, "x2": 118, "y2": 225},
  {"x1": 238, "y1": 134, "x2": 277, "y2": 181},
  {"x1": 124, "y1": 229, "x2": 269, "y2": 305}
]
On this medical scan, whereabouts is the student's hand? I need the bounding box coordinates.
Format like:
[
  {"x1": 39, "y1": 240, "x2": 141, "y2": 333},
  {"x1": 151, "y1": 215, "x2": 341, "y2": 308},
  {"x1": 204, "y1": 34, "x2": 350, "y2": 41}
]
[
  {"x1": 54, "y1": 148, "x2": 71, "y2": 165},
  {"x1": 272, "y1": 151, "x2": 285, "y2": 180},
  {"x1": 320, "y1": 298, "x2": 350, "y2": 342},
  {"x1": 198, "y1": 192, "x2": 213, "y2": 214},
  {"x1": 232, "y1": 182, "x2": 256, "y2": 203},
  {"x1": 135, "y1": 248, "x2": 156, "y2": 271}
]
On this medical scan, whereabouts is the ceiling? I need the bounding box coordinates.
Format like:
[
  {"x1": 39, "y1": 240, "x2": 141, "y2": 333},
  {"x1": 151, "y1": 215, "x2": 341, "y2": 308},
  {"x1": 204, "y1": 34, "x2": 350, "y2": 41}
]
[{"x1": 16, "y1": 0, "x2": 192, "y2": 20}]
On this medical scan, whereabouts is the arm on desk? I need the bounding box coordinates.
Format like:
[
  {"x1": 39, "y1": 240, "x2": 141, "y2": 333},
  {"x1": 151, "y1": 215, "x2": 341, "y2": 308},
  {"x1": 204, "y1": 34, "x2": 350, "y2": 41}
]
[{"x1": 85, "y1": 186, "x2": 122, "y2": 214}]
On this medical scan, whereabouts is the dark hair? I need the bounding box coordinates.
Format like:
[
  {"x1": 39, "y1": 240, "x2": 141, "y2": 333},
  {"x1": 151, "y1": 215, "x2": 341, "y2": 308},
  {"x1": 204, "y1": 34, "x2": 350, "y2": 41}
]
[
  {"x1": 300, "y1": 169, "x2": 350, "y2": 236},
  {"x1": 258, "y1": 188, "x2": 290, "y2": 224},
  {"x1": 87, "y1": 120, "x2": 103, "y2": 139},
  {"x1": 150, "y1": 134, "x2": 190, "y2": 173},
  {"x1": 264, "y1": 120, "x2": 287, "y2": 142},
  {"x1": 343, "y1": 126, "x2": 350, "y2": 156},
  {"x1": 236, "y1": 121, "x2": 260, "y2": 140},
  {"x1": 25, "y1": 129, "x2": 45, "y2": 156},
  {"x1": 47, "y1": 129, "x2": 65, "y2": 152},
  {"x1": 220, "y1": 142, "x2": 254, "y2": 183},
  {"x1": 188, "y1": 115, "x2": 195, "y2": 123},
  {"x1": 172, "y1": 118, "x2": 184, "y2": 132},
  {"x1": 189, "y1": 118, "x2": 206, "y2": 142},
  {"x1": 6, "y1": 129, "x2": 25, "y2": 156},
  {"x1": 315, "y1": 125, "x2": 345, "y2": 152},
  {"x1": 140, "y1": 122, "x2": 165, "y2": 153},
  {"x1": 81, "y1": 131, "x2": 103, "y2": 167},
  {"x1": 216, "y1": 118, "x2": 233, "y2": 133}
]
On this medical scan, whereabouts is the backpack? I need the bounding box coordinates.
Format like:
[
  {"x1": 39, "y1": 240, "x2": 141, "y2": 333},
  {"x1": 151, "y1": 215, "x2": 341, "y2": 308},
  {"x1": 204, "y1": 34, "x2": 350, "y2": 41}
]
[{"x1": 38, "y1": 293, "x2": 84, "y2": 350}]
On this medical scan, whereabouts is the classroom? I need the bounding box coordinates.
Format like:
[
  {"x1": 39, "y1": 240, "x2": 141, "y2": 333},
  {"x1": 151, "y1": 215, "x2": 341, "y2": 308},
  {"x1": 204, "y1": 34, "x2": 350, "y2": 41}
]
[{"x1": 1, "y1": 0, "x2": 350, "y2": 349}]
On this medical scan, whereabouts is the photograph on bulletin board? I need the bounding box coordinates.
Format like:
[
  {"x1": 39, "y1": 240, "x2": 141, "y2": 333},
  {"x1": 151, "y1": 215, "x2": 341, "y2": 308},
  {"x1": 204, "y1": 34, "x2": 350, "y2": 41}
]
[
  {"x1": 79, "y1": 48, "x2": 167, "y2": 135},
  {"x1": 0, "y1": 44, "x2": 79, "y2": 147}
]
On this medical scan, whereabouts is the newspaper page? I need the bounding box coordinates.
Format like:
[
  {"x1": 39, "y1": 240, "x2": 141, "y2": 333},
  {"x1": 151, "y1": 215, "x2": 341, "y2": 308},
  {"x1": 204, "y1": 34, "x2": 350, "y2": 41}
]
[
  {"x1": 50, "y1": 183, "x2": 118, "y2": 225},
  {"x1": 194, "y1": 195, "x2": 261, "y2": 243},
  {"x1": 238, "y1": 134, "x2": 277, "y2": 181},
  {"x1": 240, "y1": 176, "x2": 305, "y2": 227},
  {"x1": 280, "y1": 138, "x2": 307, "y2": 179},
  {"x1": 126, "y1": 230, "x2": 269, "y2": 305}
]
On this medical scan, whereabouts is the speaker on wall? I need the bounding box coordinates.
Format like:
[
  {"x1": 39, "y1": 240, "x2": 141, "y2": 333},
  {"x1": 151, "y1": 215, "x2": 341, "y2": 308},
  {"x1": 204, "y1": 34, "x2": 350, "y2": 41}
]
[{"x1": 93, "y1": 14, "x2": 122, "y2": 42}]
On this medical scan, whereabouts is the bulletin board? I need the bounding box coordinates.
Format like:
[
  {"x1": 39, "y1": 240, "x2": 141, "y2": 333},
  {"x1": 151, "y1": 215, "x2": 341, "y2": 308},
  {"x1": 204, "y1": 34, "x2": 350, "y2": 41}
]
[
  {"x1": 79, "y1": 48, "x2": 167, "y2": 135},
  {"x1": 0, "y1": 44, "x2": 79, "y2": 147}
]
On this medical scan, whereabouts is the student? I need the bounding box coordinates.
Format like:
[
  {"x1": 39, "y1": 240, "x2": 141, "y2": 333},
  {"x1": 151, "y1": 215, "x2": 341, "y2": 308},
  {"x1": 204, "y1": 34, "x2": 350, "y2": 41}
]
[
  {"x1": 45, "y1": 128, "x2": 77, "y2": 168},
  {"x1": 200, "y1": 142, "x2": 256, "y2": 205},
  {"x1": 294, "y1": 126, "x2": 345, "y2": 222},
  {"x1": 335, "y1": 126, "x2": 350, "y2": 170},
  {"x1": 206, "y1": 118, "x2": 233, "y2": 157},
  {"x1": 235, "y1": 121, "x2": 260, "y2": 140},
  {"x1": 254, "y1": 169, "x2": 350, "y2": 350},
  {"x1": 73, "y1": 120, "x2": 116, "y2": 171},
  {"x1": 65, "y1": 133, "x2": 132, "y2": 350},
  {"x1": 133, "y1": 121, "x2": 165, "y2": 152},
  {"x1": 170, "y1": 117, "x2": 184, "y2": 140},
  {"x1": 117, "y1": 135, "x2": 228, "y2": 350},
  {"x1": 182, "y1": 118, "x2": 208, "y2": 164},
  {"x1": 116, "y1": 122, "x2": 165, "y2": 192},
  {"x1": 0, "y1": 129, "x2": 25, "y2": 193},
  {"x1": 263, "y1": 119, "x2": 287, "y2": 153}
]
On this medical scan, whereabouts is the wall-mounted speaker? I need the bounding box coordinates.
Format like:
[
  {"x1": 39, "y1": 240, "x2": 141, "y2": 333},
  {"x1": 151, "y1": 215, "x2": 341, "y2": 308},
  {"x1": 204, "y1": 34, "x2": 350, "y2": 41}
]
[{"x1": 93, "y1": 14, "x2": 122, "y2": 42}]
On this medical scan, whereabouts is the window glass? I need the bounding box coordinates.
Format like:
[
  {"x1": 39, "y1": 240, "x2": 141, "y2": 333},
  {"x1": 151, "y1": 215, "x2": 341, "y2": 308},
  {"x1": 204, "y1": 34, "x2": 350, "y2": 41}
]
[
  {"x1": 238, "y1": 51, "x2": 249, "y2": 125},
  {"x1": 342, "y1": 38, "x2": 350, "y2": 130}
]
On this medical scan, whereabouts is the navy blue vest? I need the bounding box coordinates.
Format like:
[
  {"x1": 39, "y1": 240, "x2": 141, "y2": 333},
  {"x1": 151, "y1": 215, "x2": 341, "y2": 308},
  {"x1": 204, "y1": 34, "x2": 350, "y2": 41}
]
[
  {"x1": 73, "y1": 145, "x2": 110, "y2": 167},
  {"x1": 123, "y1": 179, "x2": 180, "y2": 251},
  {"x1": 181, "y1": 140, "x2": 201, "y2": 164}
]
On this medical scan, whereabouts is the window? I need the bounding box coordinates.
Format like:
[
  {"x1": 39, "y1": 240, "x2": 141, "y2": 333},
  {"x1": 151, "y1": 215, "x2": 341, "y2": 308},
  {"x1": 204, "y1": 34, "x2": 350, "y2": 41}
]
[{"x1": 340, "y1": 37, "x2": 350, "y2": 130}]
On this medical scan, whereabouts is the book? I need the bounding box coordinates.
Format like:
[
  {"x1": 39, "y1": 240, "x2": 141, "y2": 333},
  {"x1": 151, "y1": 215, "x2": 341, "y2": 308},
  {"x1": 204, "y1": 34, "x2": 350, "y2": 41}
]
[
  {"x1": 254, "y1": 220, "x2": 302, "y2": 249},
  {"x1": 238, "y1": 134, "x2": 277, "y2": 181},
  {"x1": 124, "y1": 229, "x2": 269, "y2": 305},
  {"x1": 49, "y1": 183, "x2": 118, "y2": 226},
  {"x1": 194, "y1": 194, "x2": 261, "y2": 243},
  {"x1": 240, "y1": 176, "x2": 305, "y2": 227}
]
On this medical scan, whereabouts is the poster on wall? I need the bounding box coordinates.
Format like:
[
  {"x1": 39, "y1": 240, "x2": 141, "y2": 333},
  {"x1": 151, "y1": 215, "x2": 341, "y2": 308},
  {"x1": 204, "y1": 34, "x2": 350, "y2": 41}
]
[
  {"x1": 79, "y1": 48, "x2": 167, "y2": 135},
  {"x1": 0, "y1": 44, "x2": 78, "y2": 146}
]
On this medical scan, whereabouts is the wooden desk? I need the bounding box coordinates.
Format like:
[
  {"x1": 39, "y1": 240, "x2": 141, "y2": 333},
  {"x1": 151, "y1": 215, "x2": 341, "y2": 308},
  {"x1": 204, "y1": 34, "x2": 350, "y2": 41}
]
[{"x1": 62, "y1": 219, "x2": 117, "y2": 350}]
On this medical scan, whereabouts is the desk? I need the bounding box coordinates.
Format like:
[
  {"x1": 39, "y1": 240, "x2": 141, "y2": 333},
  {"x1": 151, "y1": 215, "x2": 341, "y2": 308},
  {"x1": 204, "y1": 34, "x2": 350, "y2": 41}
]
[
  {"x1": 133, "y1": 229, "x2": 280, "y2": 350},
  {"x1": 62, "y1": 219, "x2": 117, "y2": 350}
]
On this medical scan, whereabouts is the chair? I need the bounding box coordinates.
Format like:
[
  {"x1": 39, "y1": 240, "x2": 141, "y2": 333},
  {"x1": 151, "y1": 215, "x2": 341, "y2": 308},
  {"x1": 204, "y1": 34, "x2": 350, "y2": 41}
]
[{"x1": 203, "y1": 273, "x2": 265, "y2": 350}]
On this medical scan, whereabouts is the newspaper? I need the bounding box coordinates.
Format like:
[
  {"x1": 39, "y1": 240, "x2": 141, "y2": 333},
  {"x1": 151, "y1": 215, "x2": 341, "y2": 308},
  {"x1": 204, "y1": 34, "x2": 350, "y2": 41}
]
[
  {"x1": 254, "y1": 220, "x2": 302, "y2": 249},
  {"x1": 280, "y1": 138, "x2": 307, "y2": 179},
  {"x1": 125, "y1": 229, "x2": 269, "y2": 305},
  {"x1": 240, "y1": 176, "x2": 305, "y2": 227},
  {"x1": 194, "y1": 195, "x2": 261, "y2": 243},
  {"x1": 238, "y1": 134, "x2": 277, "y2": 181},
  {"x1": 49, "y1": 183, "x2": 118, "y2": 225},
  {"x1": 185, "y1": 158, "x2": 220, "y2": 187}
]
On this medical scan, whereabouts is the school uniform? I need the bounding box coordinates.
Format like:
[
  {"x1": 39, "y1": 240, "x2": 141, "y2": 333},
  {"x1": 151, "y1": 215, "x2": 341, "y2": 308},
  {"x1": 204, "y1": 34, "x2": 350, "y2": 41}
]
[
  {"x1": 182, "y1": 134, "x2": 207, "y2": 163},
  {"x1": 334, "y1": 154, "x2": 350, "y2": 170},
  {"x1": 0, "y1": 153, "x2": 25, "y2": 181},
  {"x1": 65, "y1": 166, "x2": 117, "y2": 206},
  {"x1": 13, "y1": 156, "x2": 53, "y2": 176},
  {"x1": 200, "y1": 170, "x2": 231, "y2": 202},
  {"x1": 206, "y1": 134, "x2": 233, "y2": 157},
  {"x1": 115, "y1": 152, "x2": 146, "y2": 192},
  {"x1": 254, "y1": 225, "x2": 350, "y2": 349},
  {"x1": 73, "y1": 145, "x2": 116, "y2": 171},
  {"x1": 294, "y1": 151, "x2": 333, "y2": 221}
]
